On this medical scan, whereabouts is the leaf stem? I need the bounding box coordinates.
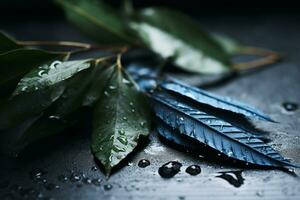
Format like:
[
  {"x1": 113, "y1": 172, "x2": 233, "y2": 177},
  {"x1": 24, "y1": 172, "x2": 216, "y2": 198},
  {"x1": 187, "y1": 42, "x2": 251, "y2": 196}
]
[
  {"x1": 116, "y1": 53, "x2": 123, "y2": 70},
  {"x1": 233, "y1": 47, "x2": 281, "y2": 71},
  {"x1": 17, "y1": 40, "x2": 128, "y2": 54}
]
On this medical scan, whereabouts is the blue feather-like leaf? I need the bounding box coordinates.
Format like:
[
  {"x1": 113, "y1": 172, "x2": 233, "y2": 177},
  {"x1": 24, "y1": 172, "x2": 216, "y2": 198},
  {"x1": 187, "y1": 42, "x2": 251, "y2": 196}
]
[
  {"x1": 151, "y1": 91, "x2": 298, "y2": 168},
  {"x1": 160, "y1": 78, "x2": 275, "y2": 122}
]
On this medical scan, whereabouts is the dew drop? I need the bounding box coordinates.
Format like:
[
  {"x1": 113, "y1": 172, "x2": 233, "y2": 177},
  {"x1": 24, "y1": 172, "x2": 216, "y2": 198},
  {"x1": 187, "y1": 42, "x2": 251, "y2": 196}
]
[
  {"x1": 179, "y1": 117, "x2": 184, "y2": 121},
  {"x1": 92, "y1": 179, "x2": 102, "y2": 186},
  {"x1": 57, "y1": 175, "x2": 68, "y2": 182},
  {"x1": 118, "y1": 129, "x2": 125, "y2": 135},
  {"x1": 122, "y1": 78, "x2": 131, "y2": 85},
  {"x1": 38, "y1": 70, "x2": 45, "y2": 76},
  {"x1": 48, "y1": 115, "x2": 60, "y2": 120},
  {"x1": 282, "y1": 102, "x2": 298, "y2": 112},
  {"x1": 69, "y1": 174, "x2": 81, "y2": 182},
  {"x1": 185, "y1": 165, "x2": 201, "y2": 176},
  {"x1": 138, "y1": 159, "x2": 150, "y2": 168},
  {"x1": 109, "y1": 85, "x2": 117, "y2": 90},
  {"x1": 129, "y1": 102, "x2": 134, "y2": 106},
  {"x1": 21, "y1": 86, "x2": 28, "y2": 91},
  {"x1": 139, "y1": 121, "x2": 146, "y2": 128},
  {"x1": 131, "y1": 109, "x2": 135, "y2": 113},
  {"x1": 104, "y1": 90, "x2": 109, "y2": 96},
  {"x1": 82, "y1": 178, "x2": 92, "y2": 185},
  {"x1": 91, "y1": 166, "x2": 97, "y2": 171},
  {"x1": 30, "y1": 169, "x2": 47, "y2": 181},
  {"x1": 103, "y1": 184, "x2": 113, "y2": 191},
  {"x1": 158, "y1": 161, "x2": 182, "y2": 178},
  {"x1": 49, "y1": 60, "x2": 62, "y2": 69}
]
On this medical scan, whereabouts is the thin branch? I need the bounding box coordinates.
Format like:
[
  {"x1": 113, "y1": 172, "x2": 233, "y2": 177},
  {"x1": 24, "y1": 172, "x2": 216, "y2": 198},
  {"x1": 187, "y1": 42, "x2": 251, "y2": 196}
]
[
  {"x1": 17, "y1": 40, "x2": 129, "y2": 54},
  {"x1": 233, "y1": 47, "x2": 281, "y2": 71}
]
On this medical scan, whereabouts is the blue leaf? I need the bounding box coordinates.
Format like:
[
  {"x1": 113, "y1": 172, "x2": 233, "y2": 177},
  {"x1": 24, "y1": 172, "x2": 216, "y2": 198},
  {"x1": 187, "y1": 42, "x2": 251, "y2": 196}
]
[
  {"x1": 160, "y1": 78, "x2": 275, "y2": 122},
  {"x1": 151, "y1": 91, "x2": 298, "y2": 168}
]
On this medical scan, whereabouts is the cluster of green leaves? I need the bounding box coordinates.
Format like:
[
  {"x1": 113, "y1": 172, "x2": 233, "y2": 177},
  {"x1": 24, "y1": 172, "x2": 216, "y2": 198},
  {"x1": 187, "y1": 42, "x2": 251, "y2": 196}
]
[
  {"x1": 56, "y1": 0, "x2": 244, "y2": 75},
  {"x1": 0, "y1": 32, "x2": 150, "y2": 174}
]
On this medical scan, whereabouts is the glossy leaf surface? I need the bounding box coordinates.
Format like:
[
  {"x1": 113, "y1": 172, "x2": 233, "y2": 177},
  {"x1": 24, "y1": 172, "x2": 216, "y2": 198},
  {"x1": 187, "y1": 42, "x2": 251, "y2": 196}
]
[
  {"x1": 129, "y1": 8, "x2": 231, "y2": 74},
  {"x1": 56, "y1": 0, "x2": 134, "y2": 44},
  {"x1": 151, "y1": 91, "x2": 297, "y2": 168},
  {"x1": 92, "y1": 63, "x2": 151, "y2": 174},
  {"x1": 159, "y1": 79, "x2": 274, "y2": 122},
  {"x1": 14, "y1": 59, "x2": 91, "y2": 95},
  {"x1": 0, "y1": 49, "x2": 67, "y2": 88}
]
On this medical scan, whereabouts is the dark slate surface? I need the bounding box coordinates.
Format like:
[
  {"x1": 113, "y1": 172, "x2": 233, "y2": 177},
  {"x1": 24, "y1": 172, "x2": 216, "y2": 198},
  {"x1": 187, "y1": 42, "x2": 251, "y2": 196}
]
[{"x1": 0, "y1": 14, "x2": 300, "y2": 200}]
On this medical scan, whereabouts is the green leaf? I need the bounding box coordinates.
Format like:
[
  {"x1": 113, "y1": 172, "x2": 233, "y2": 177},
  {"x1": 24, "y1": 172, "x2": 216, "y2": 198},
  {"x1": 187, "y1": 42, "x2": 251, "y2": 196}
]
[
  {"x1": 83, "y1": 60, "x2": 115, "y2": 106},
  {"x1": 56, "y1": 0, "x2": 135, "y2": 44},
  {"x1": 48, "y1": 63, "x2": 98, "y2": 118},
  {"x1": 0, "y1": 49, "x2": 68, "y2": 90},
  {"x1": 212, "y1": 34, "x2": 243, "y2": 55},
  {"x1": 129, "y1": 8, "x2": 232, "y2": 74},
  {"x1": 0, "y1": 32, "x2": 22, "y2": 53},
  {"x1": 16, "y1": 111, "x2": 79, "y2": 149},
  {"x1": 91, "y1": 63, "x2": 151, "y2": 174},
  {"x1": 14, "y1": 59, "x2": 92, "y2": 95},
  {"x1": 0, "y1": 84, "x2": 65, "y2": 130}
]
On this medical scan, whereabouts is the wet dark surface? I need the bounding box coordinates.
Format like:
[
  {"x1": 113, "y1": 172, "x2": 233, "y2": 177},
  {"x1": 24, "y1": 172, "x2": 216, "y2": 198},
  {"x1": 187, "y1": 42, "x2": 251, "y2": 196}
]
[{"x1": 1, "y1": 14, "x2": 300, "y2": 200}]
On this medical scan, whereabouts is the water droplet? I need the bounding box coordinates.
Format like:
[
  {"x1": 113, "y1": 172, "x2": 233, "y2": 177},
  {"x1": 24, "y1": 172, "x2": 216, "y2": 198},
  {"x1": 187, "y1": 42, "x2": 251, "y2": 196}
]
[
  {"x1": 129, "y1": 102, "x2": 134, "y2": 106},
  {"x1": 185, "y1": 165, "x2": 201, "y2": 176},
  {"x1": 91, "y1": 166, "x2": 97, "y2": 171},
  {"x1": 103, "y1": 184, "x2": 113, "y2": 191},
  {"x1": 21, "y1": 86, "x2": 28, "y2": 91},
  {"x1": 216, "y1": 170, "x2": 244, "y2": 188},
  {"x1": 57, "y1": 175, "x2": 68, "y2": 182},
  {"x1": 139, "y1": 121, "x2": 146, "y2": 128},
  {"x1": 122, "y1": 78, "x2": 131, "y2": 85},
  {"x1": 118, "y1": 129, "x2": 125, "y2": 135},
  {"x1": 227, "y1": 150, "x2": 233, "y2": 157},
  {"x1": 158, "y1": 161, "x2": 182, "y2": 178},
  {"x1": 38, "y1": 70, "x2": 45, "y2": 76},
  {"x1": 138, "y1": 159, "x2": 150, "y2": 168},
  {"x1": 92, "y1": 179, "x2": 102, "y2": 186},
  {"x1": 109, "y1": 85, "x2": 116, "y2": 90},
  {"x1": 122, "y1": 117, "x2": 127, "y2": 121},
  {"x1": 82, "y1": 178, "x2": 92, "y2": 185},
  {"x1": 30, "y1": 169, "x2": 47, "y2": 181},
  {"x1": 282, "y1": 102, "x2": 298, "y2": 112},
  {"x1": 104, "y1": 90, "x2": 110, "y2": 96},
  {"x1": 49, "y1": 60, "x2": 62, "y2": 69},
  {"x1": 131, "y1": 109, "x2": 135, "y2": 113},
  {"x1": 117, "y1": 136, "x2": 128, "y2": 145},
  {"x1": 179, "y1": 117, "x2": 184, "y2": 121},
  {"x1": 48, "y1": 115, "x2": 60, "y2": 120},
  {"x1": 69, "y1": 174, "x2": 81, "y2": 182}
]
